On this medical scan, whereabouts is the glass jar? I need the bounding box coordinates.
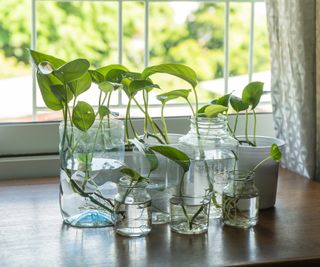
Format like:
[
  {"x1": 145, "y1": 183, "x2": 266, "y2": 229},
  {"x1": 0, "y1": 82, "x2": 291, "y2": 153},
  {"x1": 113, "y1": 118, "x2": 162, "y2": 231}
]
[
  {"x1": 132, "y1": 134, "x2": 182, "y2": 224},
  {"x1": 170, "y1": 195, "x2": 211, "y2": 235},
  {"x1": 59, "y1": 119, "x2": 124, "y2": 227},
  {"x1": 222, "y1": 171, "x2": 259, "y2": 228},
  {"x1": 178, "y1": 115, "x2": 239, "y2": 218},
  {"x1": 113, "y1": 176, "x2": 152, "y2": 237}
]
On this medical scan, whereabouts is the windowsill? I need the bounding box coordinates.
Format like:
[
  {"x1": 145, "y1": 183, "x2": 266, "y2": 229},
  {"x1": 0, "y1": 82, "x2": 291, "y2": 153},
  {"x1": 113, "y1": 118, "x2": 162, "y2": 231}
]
[{"x1": 1, "y1": 168, "x2": 319, "y2": 266}]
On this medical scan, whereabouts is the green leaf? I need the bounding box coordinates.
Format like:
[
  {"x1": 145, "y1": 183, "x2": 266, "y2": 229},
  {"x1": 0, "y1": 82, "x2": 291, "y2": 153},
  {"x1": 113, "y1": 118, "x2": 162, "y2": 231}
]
[
  {"x1": 230, "y1": 95, "x2": 249, "y2": 112},
  {"x1": 68, "y1": 72, "x2": 91, "y2": 97},
  {"x1": 197, "y1": 104, "x2": 210, "y2": 114},
  {"x1": 204, "y1": 104, "x2": 228, "y2": 118},
  {"x1": 270, "y1": 144, "x2": 282, "y2": 162},
  {"x1": 211, "y1": 93, "x2": 231, "y2": 107},
  {"x1": 29, "y1": 49, "x2": 65, "y2": 69},
  {"x1": 242, "y1": 81, "x2": 264, "y2": 109},
  {"x1": 50, "y1": 84, "x2": 73, "y2": 103},
  {"x1": 105, "y1": 69, "x2": 127, "y2": 83},
  {"x1": 156, "y1": 89, "x2": 191, "y2": 104},
  {"x1": 72, "y1": 101, "x2": 95, "y2": 132},
  {"x1": 142, "y1": 63, "x2": 198, "y2": 88},
  {"x1": 98, "y1": 81, "x2": 114, "y2": 93},
  {"x1": 120, "y1": 167, "x2": 146, "y2": 183},
  {"x1": 128, "y1": 80, "x2": 159, "y2": 97},
  {"x1": 54, "y1": 58, "x2": 90, "y2": 83},
  {"x1": 89, "y1": 70, "x2": 105, "y2": 84},
  {"x1": 149, "y1": 145, "x2": 190, "y2": 173},
  {"x1": 130, "y1": 139, "x2": 158, "y2": 173},
  {"x1": 36, "y1": 73, "x2": 64, "y2": 111},
  {"x1": 96, "y1": 64, "x2": 129, "y2": 77},
  {"x1": 98, "y1": 106, "x2": 110, "y2": 119}
]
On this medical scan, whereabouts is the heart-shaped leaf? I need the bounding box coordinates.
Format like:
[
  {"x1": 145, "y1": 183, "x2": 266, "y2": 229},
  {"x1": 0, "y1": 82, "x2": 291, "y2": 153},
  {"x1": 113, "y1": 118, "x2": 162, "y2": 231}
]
[
  {"x1": 211, "y1": 93, "x2": 231, "y2": 107},
  {"x1": 29, "y1": 49, "x2": 65, "y2": 69},
  {"x1": 50, "y1": 84, "x2": 73, "y2": 103},
  {"x1": 270, "y1": 144, "x2": 282, "y2": 162},
  {"x1": 120, "y1": 167, "x2": 147, "y2": 183},
  {"x1": 98, "y1": 106, "x2": 110, "y2": 119},
  {"x1": 54, "y1": 59, "x2": 90, "y2": 83},
  {"x1": 72, "y1": 101, "x2": 95, "y2": 132},
  {"x1": 198, "y1": 104, "x2": 210, "y2": 114},
  {"x1": 37, "y1": 73, "x2": 64, "y2": 111},
  {"x1": 89, "y1": 70, "x2": 105, "y2": 84},
  {"x1": 230, "y1": 95, "x2": 249, "y2": 112},
  {"x1": 105, "y1": 69, "x2": 127, "y2": 83},
  {"x1": 142, "y1": 64, "x2": 198, "y2": 88},
  {"x1": 129, "y1": 80, "x2": 159, "y2": 97},
  {"x1": 149, "y1": 145, "x2": 190, "y2": 173},
  {"x1": 157, "y1": 89, "x2": 191, "y2": 104},
  {"x1": 98, "y1": 81, "x2": 114, "y2": 93},
  {"x1": 130, "y1": 139, "x2": 158, "y2": 173},
  {"x1": 204, "y1": 104, "x2": 228, "y2": 118},
  {"x1": 242, "y1": 81, "x2": 264, "y2": 109},
  {"x1": 96, "y1": 64, "x2": 129, "y2": 77},
  {"x1": 68, "y1": 72, "x2": 91, "y2": 97}
]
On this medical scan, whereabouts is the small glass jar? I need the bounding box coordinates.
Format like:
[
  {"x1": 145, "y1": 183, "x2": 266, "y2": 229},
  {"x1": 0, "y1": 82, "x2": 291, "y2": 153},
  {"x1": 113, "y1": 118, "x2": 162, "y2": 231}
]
[
  {"x1": 170, "y1": 195, "x2": 211, "y2": 235},
  {"x1": 222, "y1": 171, "x2": 259, "y2": 228},
  {"x1": 113, "y1": 176, "x2": 152, "y2": 237},
  {"x1": 179, "y1": 115, "x2": 239, "y2": 218}
]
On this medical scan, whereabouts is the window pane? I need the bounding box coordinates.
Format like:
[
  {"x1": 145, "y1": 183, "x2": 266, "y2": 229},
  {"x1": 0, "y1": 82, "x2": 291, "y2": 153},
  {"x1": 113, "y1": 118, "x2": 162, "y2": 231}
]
[
  {"x1": 0, "y1": 1, "x2": 33, "y2": 122},
  {"x1": 36, "y1": 0, "x2": 119, "y2": 120},
  {"x1": 149, "y1": 2, "x2": 225, "y2": 105}
]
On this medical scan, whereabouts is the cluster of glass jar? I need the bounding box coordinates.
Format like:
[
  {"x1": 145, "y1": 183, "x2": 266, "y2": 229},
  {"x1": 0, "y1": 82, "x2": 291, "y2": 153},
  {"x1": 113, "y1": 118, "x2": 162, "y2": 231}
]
[
  {"x1": 113, "y1": 115, "x2": 260, "y2": 236},
  {"x1": 59, "y1": 115, "x2": 260, "y2": 237}
]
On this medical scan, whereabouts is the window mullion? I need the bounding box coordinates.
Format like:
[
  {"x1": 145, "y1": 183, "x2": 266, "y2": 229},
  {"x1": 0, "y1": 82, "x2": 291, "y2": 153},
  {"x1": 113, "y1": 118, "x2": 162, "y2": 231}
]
[
  {"x1": 223, "y1": 0, "x2": 230, "y2": 94},
  {"x1": 144, "y1": 0, "x2": 149, "y2": 67},
  {"x1": 248, "y1": 0, "x2": 255, "y2": 82},
  {"x1": 118, "y1": 0, "x2": 123, "y2": 105}
]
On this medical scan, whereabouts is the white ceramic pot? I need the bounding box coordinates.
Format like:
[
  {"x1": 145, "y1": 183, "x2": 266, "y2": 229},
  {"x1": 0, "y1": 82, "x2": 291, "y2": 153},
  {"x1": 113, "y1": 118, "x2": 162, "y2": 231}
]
[{"x1": 238, "y1": 136, "x2": 285, "y2": 209}]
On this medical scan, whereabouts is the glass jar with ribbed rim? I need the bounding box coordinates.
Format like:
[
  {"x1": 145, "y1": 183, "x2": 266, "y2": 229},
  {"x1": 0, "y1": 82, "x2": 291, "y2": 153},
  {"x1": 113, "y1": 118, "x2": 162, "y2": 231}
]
[
  {"x1": 178, "y1": 115, "x2": 239, "y2": 219},
  {"x1": 113, "y1": 176, "x2": 152, "y2": 237},
  {"x1": 222, "y1": 171, "x2": 259, "y2": 228}
]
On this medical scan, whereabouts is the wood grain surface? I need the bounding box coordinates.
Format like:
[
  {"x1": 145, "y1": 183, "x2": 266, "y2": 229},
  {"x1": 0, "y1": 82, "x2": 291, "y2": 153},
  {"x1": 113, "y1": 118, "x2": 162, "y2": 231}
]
[{"x1": 1, "y1": 169, "x2": 320, "y2": 267}]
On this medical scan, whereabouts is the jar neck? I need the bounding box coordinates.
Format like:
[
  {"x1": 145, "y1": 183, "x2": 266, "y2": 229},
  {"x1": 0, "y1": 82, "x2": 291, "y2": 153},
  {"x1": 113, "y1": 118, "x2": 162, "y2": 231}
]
[
  {"x1": 229, "y1": 171, "x2": 255, "y2": 186},
  {"x1": 118, "y1": 176, "x2": 148, "y2": 190},
  {"x1": 190, "y1": 115, "x2": 229, "y2": 136}
]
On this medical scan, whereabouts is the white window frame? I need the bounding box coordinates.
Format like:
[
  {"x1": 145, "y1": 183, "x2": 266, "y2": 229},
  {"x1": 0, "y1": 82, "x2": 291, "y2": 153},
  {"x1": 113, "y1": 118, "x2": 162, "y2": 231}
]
[{"x1": 0, "y1": 0, "x2": 273, "y2": 180}]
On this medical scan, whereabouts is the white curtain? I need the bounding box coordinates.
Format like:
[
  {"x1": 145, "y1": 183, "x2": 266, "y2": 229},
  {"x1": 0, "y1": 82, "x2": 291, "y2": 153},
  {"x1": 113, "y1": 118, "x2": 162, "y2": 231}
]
[{"x1": 265, "y1": 0, "x2": 319, "y2": 179}]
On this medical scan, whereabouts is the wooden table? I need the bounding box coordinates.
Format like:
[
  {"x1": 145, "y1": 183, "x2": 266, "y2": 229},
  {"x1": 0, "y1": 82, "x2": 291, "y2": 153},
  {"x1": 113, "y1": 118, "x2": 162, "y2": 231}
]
[{"x1": 1, "y1": 169, "x2": 320, "y2": 267}]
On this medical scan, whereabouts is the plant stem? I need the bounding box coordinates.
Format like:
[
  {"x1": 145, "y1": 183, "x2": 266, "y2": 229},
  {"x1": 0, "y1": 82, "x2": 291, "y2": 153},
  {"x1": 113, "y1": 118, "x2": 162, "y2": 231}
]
[
  {"x1": 245, "y1": 109, "x2": 249, "y2": 144},
  {"x1": 186, "y1": 98, "x2": 195, "y2": 117},
  {"x1": 233, "y1": 112, "x2": 239, "y2": 137},
  {"x1": 142, "y1": 90, "x2": 149, "y2": 134},
  {"x1": 253, "y1": 109, "x2": 257, "y2": 146},
  {"x1": 125, "y1": 98, "x2": 132, "y2": 142},
  {"x1": 160, "y1": 103, "x2": 169, "y2": 143},
  {"x1": 252, "y1": 155, "x2": 272, "y2": 173}
]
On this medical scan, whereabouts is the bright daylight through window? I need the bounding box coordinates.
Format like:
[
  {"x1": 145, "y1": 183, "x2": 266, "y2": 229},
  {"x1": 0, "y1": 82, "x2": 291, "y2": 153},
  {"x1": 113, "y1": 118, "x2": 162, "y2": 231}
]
[{"x1": 0, "y1": 0, "x2": 270, "y2": 123}]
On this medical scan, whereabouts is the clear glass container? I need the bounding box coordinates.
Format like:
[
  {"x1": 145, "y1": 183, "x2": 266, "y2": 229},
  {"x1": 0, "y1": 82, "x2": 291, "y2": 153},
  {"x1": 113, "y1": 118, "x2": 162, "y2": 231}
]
[
  {"x1": 113, "y1": 176, "x2": 152, "y2": 237},
  {"x1": 59, "y1": 119, "x2": 124, "y2": 227},
  {"x1": 170, "y1": 195, "x2": 211, "y2": 235},
  {"x1": 179, "y1": 115, "x2": 239, "y2": 218},
  {"x1": 133, "y1": 134, "x2": 182, "y2": 224},
  {"x1": 222, "y1": 171, "x2": 259, "y2": 228}
]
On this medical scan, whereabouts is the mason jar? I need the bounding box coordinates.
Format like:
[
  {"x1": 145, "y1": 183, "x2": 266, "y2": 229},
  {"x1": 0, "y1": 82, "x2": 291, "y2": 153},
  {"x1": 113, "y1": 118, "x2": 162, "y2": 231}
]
[
  {"x1": 113, "y1": 176, "x2": 152, "y2": 237},
  {"x1": 222, "y1": 171, "x2": 259, "y2": 228},
  {"x1": 178, "y1": 115, "x2": 239, "y2": 218}
]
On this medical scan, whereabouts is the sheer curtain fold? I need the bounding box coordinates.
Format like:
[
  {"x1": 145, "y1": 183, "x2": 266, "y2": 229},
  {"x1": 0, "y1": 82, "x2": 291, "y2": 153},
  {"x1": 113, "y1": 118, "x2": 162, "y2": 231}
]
[{"x1": 265, "y1": 0, "x2": 319, "y2": 179}]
